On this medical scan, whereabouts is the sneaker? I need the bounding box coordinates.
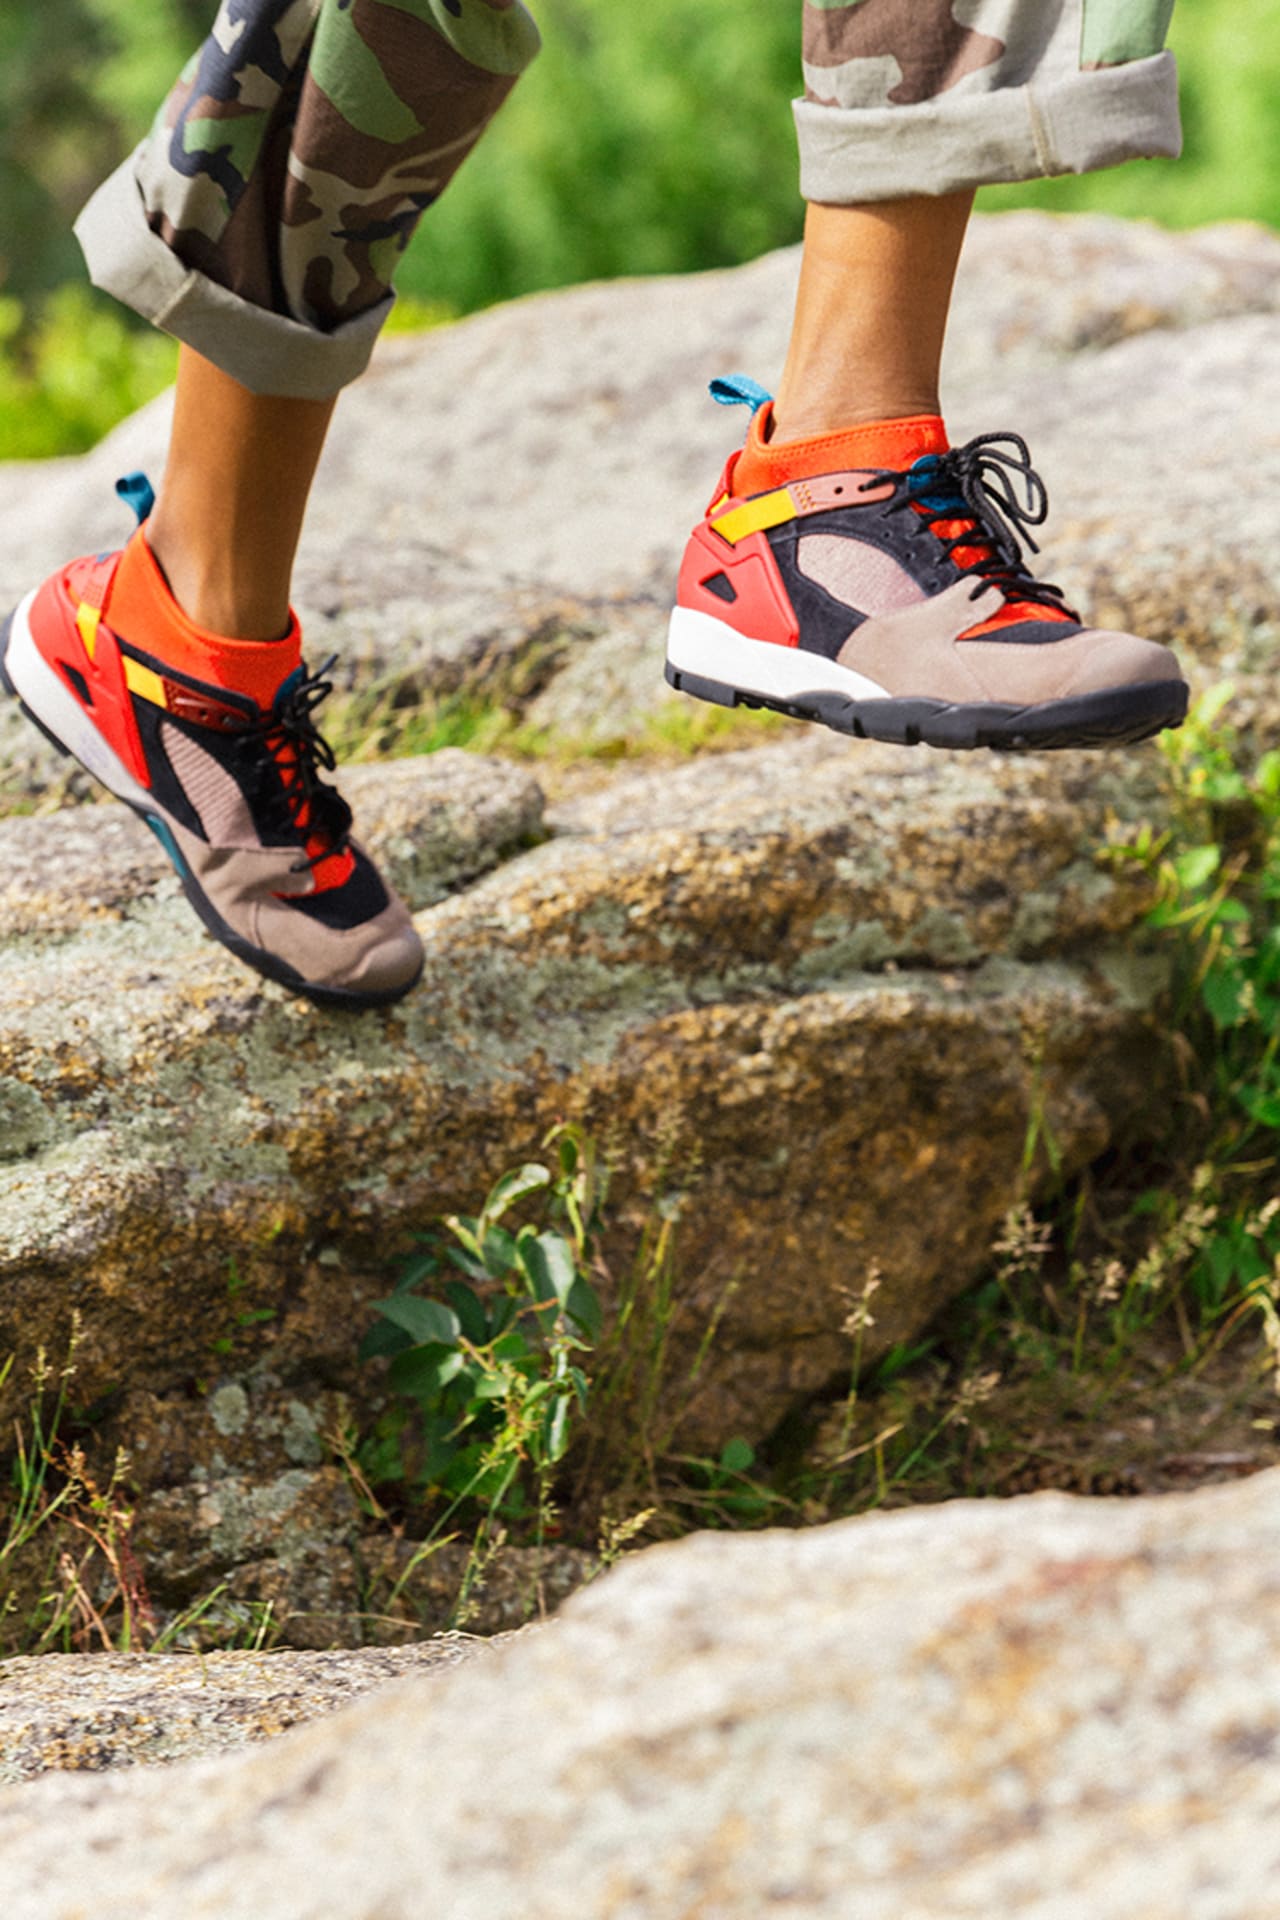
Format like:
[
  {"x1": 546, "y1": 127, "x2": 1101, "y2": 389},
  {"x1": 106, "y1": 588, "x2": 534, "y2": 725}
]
[
  {"x1": 666, "y1": 379, "x2": 1189, "y2": 751},
  {"x1": 0, "y1": 474, "x2": 423, "y2": 1008}
]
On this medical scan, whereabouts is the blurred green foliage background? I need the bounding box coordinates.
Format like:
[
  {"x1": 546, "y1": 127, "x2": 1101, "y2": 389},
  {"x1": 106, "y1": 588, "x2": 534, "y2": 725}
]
[{"x1": 0, "y1": 0, "x2": 1275, "y2": 459}]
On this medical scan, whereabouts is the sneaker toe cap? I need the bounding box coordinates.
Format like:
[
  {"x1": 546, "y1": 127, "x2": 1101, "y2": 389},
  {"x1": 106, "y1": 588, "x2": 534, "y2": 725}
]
[
  {"x1": 341, "y1": 918, "x2": 425, "y2": 1001},
  {"x1": 1061, "y1": 631, "x2": 1187, "y2": 699},
  {"x1": 258, "y1": 888, "x2": 424, "y2": 1004}
]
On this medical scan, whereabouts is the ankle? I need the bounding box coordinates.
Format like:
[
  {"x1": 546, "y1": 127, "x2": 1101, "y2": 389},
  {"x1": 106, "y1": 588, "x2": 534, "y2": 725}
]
[
  {"x1": 146, "y1": 506, "x2": 293, "y2": 644},
  {"x1": 771, "y1": 388, "x2": 943, "y2": 445}
]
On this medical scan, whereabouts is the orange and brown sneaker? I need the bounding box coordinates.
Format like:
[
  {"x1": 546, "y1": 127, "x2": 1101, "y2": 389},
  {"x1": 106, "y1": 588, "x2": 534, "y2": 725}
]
[
  {"x1": 667, "y1": 380, "x2": 1188, "y2": 751},
  {"x1": 0, "y1": 473, "x2": 422, "y2": 1008}
]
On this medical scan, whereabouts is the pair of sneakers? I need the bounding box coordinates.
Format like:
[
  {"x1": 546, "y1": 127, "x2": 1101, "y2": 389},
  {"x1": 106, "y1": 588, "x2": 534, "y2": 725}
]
[{"x1": 0, "y1": 390, "x2": 1187, "y2": 1008}]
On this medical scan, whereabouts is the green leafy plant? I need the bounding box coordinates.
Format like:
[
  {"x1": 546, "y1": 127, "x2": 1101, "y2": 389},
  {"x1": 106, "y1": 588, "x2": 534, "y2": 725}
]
[
  {"x1": 359, "y1": 1126, "x2": 603, "y2": 1553},
  {"x1": 1103, "y1": 689, "x2": 1280, "y2": 1324}
]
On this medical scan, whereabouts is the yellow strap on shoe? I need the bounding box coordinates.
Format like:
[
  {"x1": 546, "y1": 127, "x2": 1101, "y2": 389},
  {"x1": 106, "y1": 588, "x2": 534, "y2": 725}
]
[
  {"x1": 122, "y1": 656, "x2": 169, "y2": 709},
  {"x1": 710, "y1": 487, "x2": 796, "y2": 546},
  {"x1": 76, "y1": 602, "x2": 101, "y2": 663}
]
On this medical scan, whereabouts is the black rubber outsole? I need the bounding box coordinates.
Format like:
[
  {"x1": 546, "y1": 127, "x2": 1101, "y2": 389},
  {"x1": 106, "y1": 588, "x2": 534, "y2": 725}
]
[
  {"x1": 665, "y1": 659, "x2": 1190, "y2": 752},
  {"x1": 0, "y1": 609, "x2": 420, "y2": 1012}
]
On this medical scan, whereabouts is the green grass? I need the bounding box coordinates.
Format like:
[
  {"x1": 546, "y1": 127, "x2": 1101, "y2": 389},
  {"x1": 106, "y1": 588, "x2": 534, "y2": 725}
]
[
  {"x1": 0, "y1": 287, "x2": 176, "y2": 461},
  {"x1": 0, "y1": 1322, "x2": 276, "y2": 1655},
  {"x1": 328, "y1": 673, "x2": 788, "y2": 769}
]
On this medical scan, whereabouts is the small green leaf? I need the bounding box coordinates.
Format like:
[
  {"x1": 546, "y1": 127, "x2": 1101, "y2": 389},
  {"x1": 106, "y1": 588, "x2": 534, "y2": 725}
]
[
  {"x1": 471, "y1": 1374, "x2": 509, "y2": 1402},
  {"x1": 358, "y1": 1319, "x2": 412, "y2": 1362},
  {"x1": 373, "y1": 1297, "x2": 461, "y2": 1347},
  {"x1": 443, "y1": 1281, "x2": 488, "y2": 1344},
  {"x1": 483, "y1": 1163, "x2": 552, "y2": 1223},
  {"x1": 1202, "y1": 969, "x2": 1245, "y2": 1030},
  {"x1": 444, "y1": 1245, "x2": 491, "y2": 1282},
  {"x1": 546, "y1": 1394, "x2": 572, "y2": 1463},
  {"x1": 1173, "y1": 845, "x2": 1221, "y2": 891},
  {"x1": 719, "y1": 1437, "x2": 755, "y2": 1474},
  {"x1": 388, "y1": 1341, "x2": 466, "y2": 1400},
  {"x1": 445, "y1": 1213, "x2": 484, "y2": 1259},
  {"x1": 481, "y1": 1226, "x2": 519, "y2": 1276},
  {"x1": 557, "y1": 1131, "x2": 580, "y2": 1178},
  {"x1": 536, "y1": 1231, "x2": 577, "y2": 1307},
  {"x1": 517, "y1": 1231, "x2": 579, "y2": 1316},
  {"x1": 568, "y1": 1365, "x2": 591, "y2": 1409},
  {"x1": 489, "y1": 1297, "x2": 518, "y2": 1338},
  {"x1": 565, "y1": 1276, "x2": 603, "y2": 1342},
  {"x1": 1238, "y1": 1087, "x2": 1280, "y2": 1129}
]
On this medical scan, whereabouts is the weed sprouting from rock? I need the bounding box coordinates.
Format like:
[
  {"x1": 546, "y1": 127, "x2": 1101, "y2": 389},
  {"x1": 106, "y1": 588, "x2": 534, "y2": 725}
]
[{"x1": 356, "y1": 1125, "x2": 606, "y2": 1621}]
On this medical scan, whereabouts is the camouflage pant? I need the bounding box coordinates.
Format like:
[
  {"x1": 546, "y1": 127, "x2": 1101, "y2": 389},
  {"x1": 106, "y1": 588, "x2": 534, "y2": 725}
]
[
  {"x1": 75, "y1": 0, "x2": 1180, "y2": 400},
  {"x1": 798, "y1": 0, "x2": 1180, "y2": 204}
]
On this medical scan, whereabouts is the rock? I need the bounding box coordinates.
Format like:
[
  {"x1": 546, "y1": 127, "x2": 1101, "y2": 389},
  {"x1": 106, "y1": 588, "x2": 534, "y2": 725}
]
[
  {"x1": 136, "y1": 1468, "x2": 365, "y2": 1650},
  {"x1": 0, "y1": 723, "x2": 1172, "y2": 1624},
  {"x1": 5, "y1": 1469, "x2": 1280, "y2": 1917},
  {"x1": 0, "y1": 1639, "x2": 499, "y2": 1786},
  {"x1": 2, "y1": 212, "x2": 1278, "y2": 773},
  {"x1": 3, "y1": 210, "x2": 1271, "y2": 1627},
  {"x1": 359, "y1": 1540, "x2": 596, "y2": 1644},
  {"x1": 0, "y1": 735, "x2": 1166, "y2": 1483}
]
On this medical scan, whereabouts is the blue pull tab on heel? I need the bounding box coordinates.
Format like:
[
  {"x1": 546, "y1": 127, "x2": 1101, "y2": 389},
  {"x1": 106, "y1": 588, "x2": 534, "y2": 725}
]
[
  {"x1": 116, "y1": 472, "x2": 156, "y2": 525},
  {"x1": 709, "y1": 375, "x2": 774, "y2": 416}
]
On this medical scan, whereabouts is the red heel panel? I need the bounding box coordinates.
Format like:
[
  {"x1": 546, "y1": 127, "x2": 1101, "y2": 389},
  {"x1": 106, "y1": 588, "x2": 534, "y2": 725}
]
[
  {"x1": 29, "y1": 574, "x2": 152, "y2": 790},
  {"x1": 677, "y1": 524, "x2": 799, "y2": 649}
]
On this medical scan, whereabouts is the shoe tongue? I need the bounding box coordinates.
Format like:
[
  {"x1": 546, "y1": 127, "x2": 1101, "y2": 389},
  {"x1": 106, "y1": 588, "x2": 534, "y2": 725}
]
[
  {"x1": 271, "y1": 664, "x2": 307, "y2": 714},
  {"x1": 906, "y1": 452, "x2": 970, "y2": 515}
]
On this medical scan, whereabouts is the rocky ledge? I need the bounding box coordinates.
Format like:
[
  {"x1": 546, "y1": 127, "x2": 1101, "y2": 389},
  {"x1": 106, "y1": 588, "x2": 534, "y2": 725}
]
[
  {"x1": 5, "y1": 1467, "x2": 1280, "y2": 1917},
  {"x1": 0, "y1": 1637, "x2": 497, "y2": 1786}
]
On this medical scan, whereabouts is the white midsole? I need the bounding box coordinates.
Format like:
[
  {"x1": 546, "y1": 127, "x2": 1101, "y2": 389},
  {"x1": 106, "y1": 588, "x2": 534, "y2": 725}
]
[
  {"x1": 666, "y1": 605, "x2": 891, "y2": 704},
  {"x1": 4, "y1": 590, "x2": 153, "y2": 811}
]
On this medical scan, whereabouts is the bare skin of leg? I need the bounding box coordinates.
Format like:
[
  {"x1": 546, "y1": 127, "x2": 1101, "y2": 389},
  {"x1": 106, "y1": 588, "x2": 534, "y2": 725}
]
[
  {"x1": 773, "y1": 188, "x2": 975, "y2": 442},
  {"x1": 146, "y1": 347, "x2": 336, "y2": 642},
  {"x1": 143, "y1": 198, "x2": 969, "y2": 633}
]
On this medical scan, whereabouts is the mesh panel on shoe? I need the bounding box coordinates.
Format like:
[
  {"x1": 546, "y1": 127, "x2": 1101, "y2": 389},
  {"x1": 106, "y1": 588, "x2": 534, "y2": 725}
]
[{"x1": 161, "y1": 721, "x2": 263, "y2": 848}]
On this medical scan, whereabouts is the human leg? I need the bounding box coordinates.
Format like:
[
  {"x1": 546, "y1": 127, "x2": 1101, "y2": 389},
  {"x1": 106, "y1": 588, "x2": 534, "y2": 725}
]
[
  {"x1": 4, "y1": 1, "x2": 540, "y2": 1005},
  {"x1": 147, "y1": 351, "x2": 335, "y2": 642},
  {"x1": 667, "y1": 0, "x2": 1187, "y2": 752},
  {"x1": 773, "y1": 190, "x2": 974, "y2": 440}
]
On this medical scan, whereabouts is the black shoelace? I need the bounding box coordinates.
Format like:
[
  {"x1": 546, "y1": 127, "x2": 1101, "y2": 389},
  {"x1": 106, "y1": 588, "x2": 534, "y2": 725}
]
[
  {"x1": 241, "y1": 655, "x2": 353, "y2": 874},
  {"x1": 882, "y1": 431, "x2": 1077, "y2": 618}
]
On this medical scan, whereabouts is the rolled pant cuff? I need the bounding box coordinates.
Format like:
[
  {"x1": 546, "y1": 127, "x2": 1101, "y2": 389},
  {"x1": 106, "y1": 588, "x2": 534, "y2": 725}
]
[
  {"x1": 795, "y1": 51, "x2": 1181, "y2": 204},
  {"x1": 74, "y1": 147, "x2": 391, "y2": 401}
]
